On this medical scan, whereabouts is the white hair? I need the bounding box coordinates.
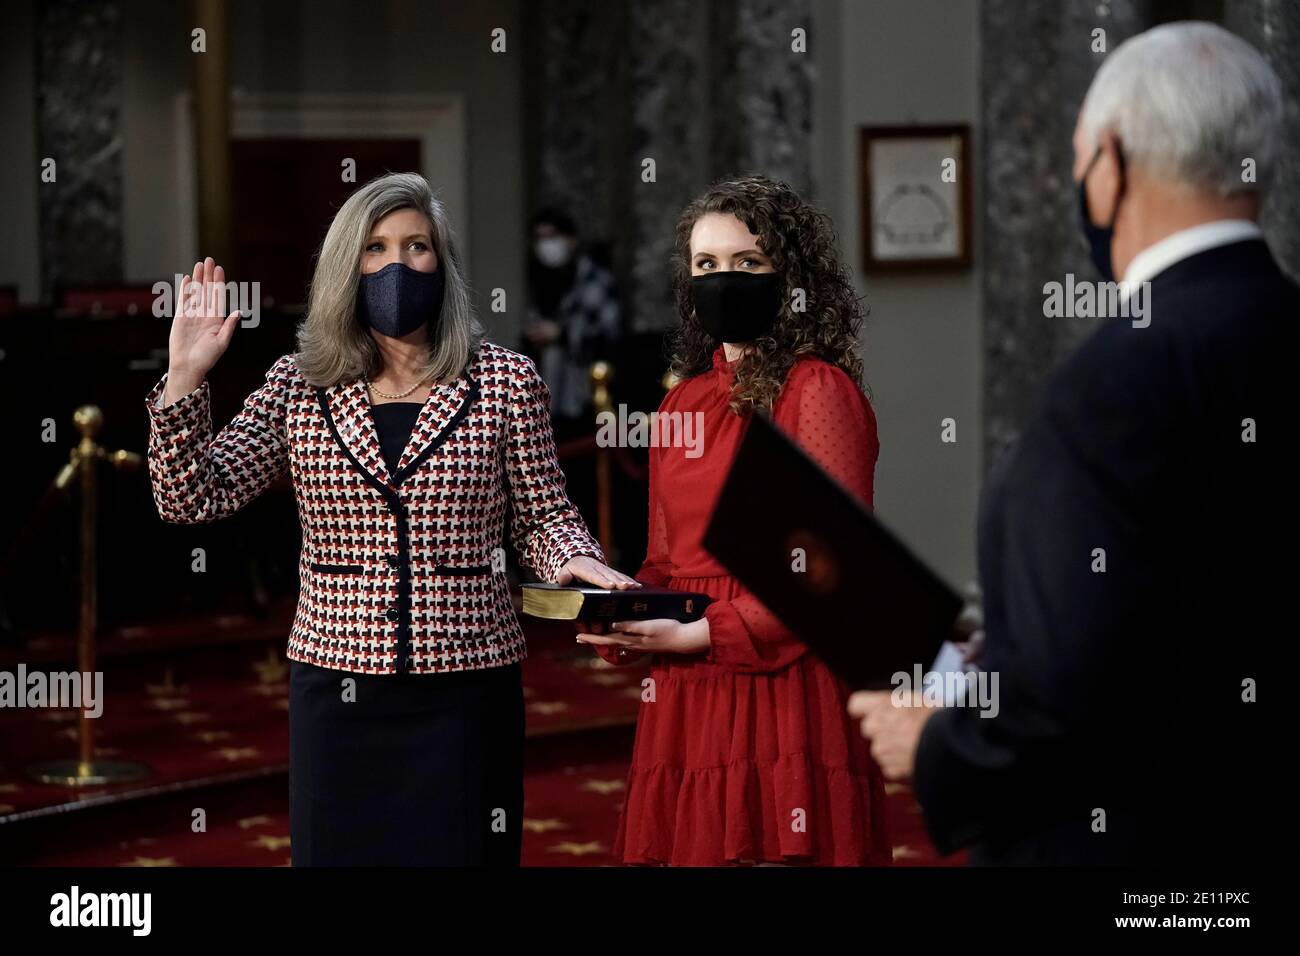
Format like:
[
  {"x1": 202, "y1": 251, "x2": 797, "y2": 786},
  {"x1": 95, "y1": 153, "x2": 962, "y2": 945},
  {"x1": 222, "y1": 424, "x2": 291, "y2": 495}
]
[{"x1": 1078, "y1": 21, "x2": 1283, "y2": 196}]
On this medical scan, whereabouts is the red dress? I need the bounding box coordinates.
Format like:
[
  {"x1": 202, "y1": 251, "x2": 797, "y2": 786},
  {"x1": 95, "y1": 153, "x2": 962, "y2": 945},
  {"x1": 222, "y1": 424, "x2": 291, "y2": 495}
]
[{"x1": 596, "y1": 346, "x2": 892, "y2": 865}]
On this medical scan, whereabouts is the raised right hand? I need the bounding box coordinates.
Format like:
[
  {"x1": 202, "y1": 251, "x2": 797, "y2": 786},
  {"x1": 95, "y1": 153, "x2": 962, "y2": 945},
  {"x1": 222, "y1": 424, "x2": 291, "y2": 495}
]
[{"x1": 166, "y1": 257, "x2": 241, "y2": 395}]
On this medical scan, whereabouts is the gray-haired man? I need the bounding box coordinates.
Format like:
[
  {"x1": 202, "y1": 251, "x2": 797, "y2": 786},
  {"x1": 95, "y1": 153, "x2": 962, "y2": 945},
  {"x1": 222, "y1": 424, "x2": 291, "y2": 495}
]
[{"x1": 852, "y1": 21, "x2": 1292, "y2": 865}]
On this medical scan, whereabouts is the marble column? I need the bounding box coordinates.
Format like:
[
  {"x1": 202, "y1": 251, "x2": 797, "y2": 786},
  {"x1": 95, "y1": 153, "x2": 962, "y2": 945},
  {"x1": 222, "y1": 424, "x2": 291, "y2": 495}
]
[
  {"x1": 35, "y1": 0, "x2": 125, "y2": 301},
  {"x1": 528, "y1": 0, "x2": 815, "y2": 333},
  {"x1": 979, "y1": 0, "x2": 1149, "y2": 469},
  {"x1": 1225, "y1": 0, "x2": 1300, "y2": 282},
  {"x1": 523, "y1": 0, "x2": 630, "y2": 246},
  {"x1": 623, "y1": 0, "x2": 714, "y2": 332},
  {"x1": 710, "y1": 0, "x2": 814, "y2": 198}
]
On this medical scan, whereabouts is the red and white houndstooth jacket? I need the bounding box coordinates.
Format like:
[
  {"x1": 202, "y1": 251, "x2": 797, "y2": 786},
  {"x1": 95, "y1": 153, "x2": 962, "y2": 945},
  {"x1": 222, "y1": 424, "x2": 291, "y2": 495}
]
[{"x1": 144, "y1": 341, "x2": 603, "y2": 675}]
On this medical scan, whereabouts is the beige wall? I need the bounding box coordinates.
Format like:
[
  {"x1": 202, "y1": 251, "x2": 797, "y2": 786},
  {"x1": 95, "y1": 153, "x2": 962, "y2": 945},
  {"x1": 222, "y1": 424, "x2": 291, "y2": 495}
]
[{"x1": 814, "y1": 0, "x2": 983, "y2": 589}]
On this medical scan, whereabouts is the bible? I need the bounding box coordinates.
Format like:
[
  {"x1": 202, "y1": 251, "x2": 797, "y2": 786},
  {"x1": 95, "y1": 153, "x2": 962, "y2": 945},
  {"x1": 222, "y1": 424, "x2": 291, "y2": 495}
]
[{"x1": 520, "y1": 583, "x2": 711, "y2": 624}]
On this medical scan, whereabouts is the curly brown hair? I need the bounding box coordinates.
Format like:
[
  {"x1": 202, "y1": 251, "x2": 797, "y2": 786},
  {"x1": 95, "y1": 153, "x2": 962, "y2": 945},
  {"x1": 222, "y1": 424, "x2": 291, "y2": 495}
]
[{"x1": 667, "y1": 175, "x2": 867, "y2": 414}]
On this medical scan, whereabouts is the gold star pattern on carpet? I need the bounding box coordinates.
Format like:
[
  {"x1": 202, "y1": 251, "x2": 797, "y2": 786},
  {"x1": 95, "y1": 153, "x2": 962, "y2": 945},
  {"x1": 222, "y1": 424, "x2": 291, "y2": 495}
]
[
  {"x1": 120, "y1": 857, "x2": 176, "y2": 867},
  {"x1": 580, "y1": 779, "x2": 625, "y2": 796},
  {"x1": 174, "y1": 712, "x2": 211, "y2": 725},
  {"x1": 252, "y1": 650, "x2": 288, "y2": 685},
  {"x1": 523, "y1": 817, "x2": 568, "y2": 834},
  {"x1": 212, "y1": 747, "x2": 260, "y2": 762},
  {"x1": 239, "y1": 815, "x2": 273, "y2": 829},
  {"x1": 527, "y1": 701, "x2": 569, "y2": 716},
  {"x1": 146, "y1": 669, "x2": 189, "y2": 697},
  {"x1": 250, "y1": 835, "x2": 291, "y2": 852},
  {"x1": 192, "y1": 730, "x2": 232, "y2": 743},
  {"x1": 548, "y1": 841, "x2": 605, "y2": 856}
]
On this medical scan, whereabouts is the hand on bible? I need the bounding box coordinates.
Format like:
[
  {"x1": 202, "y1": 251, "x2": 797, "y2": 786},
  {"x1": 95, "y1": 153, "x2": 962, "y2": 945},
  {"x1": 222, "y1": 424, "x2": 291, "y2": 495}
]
[{"x1": 555, "y1": 555, "x2": 641, "y2": 590}]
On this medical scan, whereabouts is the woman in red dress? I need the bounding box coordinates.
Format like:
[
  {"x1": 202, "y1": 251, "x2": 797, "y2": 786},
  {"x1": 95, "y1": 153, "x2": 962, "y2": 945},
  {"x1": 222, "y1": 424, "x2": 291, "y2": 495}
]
[{"x1": 578, "y1": 175, "x2": 890, "y2": 866}]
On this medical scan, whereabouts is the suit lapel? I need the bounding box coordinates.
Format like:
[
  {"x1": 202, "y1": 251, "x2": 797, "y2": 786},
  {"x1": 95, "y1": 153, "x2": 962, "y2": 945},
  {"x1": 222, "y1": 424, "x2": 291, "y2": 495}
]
[
  {"x1": 325, "y1": 378, "x2": 393, "y2": 487},
  {"x1": 394, "y1": 376, "x2": 474, "y2": 478}
]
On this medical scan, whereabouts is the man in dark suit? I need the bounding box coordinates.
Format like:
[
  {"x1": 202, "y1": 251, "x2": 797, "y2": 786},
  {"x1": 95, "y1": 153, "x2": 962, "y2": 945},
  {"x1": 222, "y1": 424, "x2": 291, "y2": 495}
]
[{"x1": 850, "y1": 21, "x2": 1293, "y2": 864}]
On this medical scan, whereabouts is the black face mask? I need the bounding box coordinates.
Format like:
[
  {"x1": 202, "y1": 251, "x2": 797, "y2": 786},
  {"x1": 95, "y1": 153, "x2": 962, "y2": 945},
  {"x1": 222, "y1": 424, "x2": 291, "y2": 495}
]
[
  {"x1": 690, "y1": 271, "x2": 783, "y2": 342},
  {"x1": 1077, "y1": 143, "x2": 1125, "y2": 282},
  {"x1": 357, "y1": 262, "x2": 445, "y2": 338}
]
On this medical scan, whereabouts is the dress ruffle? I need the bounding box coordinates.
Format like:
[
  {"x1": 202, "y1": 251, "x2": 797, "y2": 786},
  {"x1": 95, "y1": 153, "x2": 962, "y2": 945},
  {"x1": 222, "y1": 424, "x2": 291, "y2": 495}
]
[{"x1": 611, "y1": 574, "x2": 892, "y2": 866}]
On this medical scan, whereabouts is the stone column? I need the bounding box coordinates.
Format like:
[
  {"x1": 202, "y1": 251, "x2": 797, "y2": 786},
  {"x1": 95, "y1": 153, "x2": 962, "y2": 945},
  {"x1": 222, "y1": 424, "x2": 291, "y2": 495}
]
[
  {"x1": 35, "y1": 0, "x2": 124, "y2": 301},
  {"x1": 980, "y1": 0, "x2": 1149, "y2": 469},
  {"x1": 1225, "y1": 0, "x2": 1300, "y2": 282},
  {"x1": 624, "y1": 0, "x2": 713, "y2": 333},
  {"x1": 523, "y1": 0, "x2": 630, "y2": 246},
  {"x1": 710, "y1": 0, "x2": 814, "y2": 198},
  {"x1": 528, "y1": 0, "x2": 815, "y2": 333}
]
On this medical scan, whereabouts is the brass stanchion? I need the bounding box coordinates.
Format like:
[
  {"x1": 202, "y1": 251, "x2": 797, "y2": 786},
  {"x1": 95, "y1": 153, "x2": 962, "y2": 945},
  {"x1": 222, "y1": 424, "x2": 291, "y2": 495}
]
[
  {"x1": 589, "y1": 361, "x2": 614, "y2": 560},
  {"x1": 27, "y1": 405, "x2": 151, "y2": 786}
]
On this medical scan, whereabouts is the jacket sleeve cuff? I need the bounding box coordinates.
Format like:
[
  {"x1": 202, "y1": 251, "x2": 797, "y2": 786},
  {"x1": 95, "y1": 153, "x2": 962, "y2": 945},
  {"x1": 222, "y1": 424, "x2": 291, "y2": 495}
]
[
  {"x1": 145, "y1": 371, "x2": 208, "y2": 426},
  {"x1": 535, "y1": 529, "x2": 605, "y2": 582}
]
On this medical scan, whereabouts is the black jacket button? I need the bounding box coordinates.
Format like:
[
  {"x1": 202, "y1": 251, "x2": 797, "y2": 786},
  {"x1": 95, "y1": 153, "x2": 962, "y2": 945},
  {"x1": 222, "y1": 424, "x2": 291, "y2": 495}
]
[
  {"x1": 387, "y1": 556, "x2": 400, "y2": 569},
  {"x1": 385, "y1": 608, "x2": 399, "y2": 622}
]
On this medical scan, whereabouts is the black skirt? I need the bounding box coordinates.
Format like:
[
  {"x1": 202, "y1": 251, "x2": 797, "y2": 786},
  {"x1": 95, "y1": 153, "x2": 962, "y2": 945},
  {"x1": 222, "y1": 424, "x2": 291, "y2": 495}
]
[{"x1": 288, "y1": 658, "x2": 524, "y2": 866}]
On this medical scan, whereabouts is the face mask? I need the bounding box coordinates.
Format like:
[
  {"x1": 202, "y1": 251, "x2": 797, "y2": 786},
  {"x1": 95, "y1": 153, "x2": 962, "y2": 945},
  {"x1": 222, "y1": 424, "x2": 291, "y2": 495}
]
[
  {"x1": 534, "y1": 236, "x2": 573, "y2": 269},
  {"x1": 356, "y1": 261, "x2": 445, "y2": 338},
  {"x1": 1077, "y1": 143, "x2": 1125, "y2": 282},
  {"x1": 690, "y1": 271, "x2": 783, "y2": 342}
]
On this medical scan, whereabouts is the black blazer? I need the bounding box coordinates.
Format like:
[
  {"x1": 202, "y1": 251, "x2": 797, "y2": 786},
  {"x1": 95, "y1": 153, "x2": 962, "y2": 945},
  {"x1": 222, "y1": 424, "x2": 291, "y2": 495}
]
[{"x1": 914, "y1": 238, "x2": 1295, "y2": 864}]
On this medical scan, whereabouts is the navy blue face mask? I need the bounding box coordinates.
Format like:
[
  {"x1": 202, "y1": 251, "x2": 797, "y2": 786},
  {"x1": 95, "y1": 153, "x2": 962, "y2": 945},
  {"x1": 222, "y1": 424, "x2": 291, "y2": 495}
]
[
  {"x1": 356, "y1": 261, "x2": 445, "y2": 338},
  {"x1": 1077, "y1": 143, "x2": 1126, "y2": 282}
]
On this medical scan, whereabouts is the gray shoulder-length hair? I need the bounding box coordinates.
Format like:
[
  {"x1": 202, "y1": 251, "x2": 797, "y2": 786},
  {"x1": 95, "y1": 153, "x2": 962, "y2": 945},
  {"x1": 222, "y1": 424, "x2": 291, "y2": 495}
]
[{"x1": 295, "y1": 171, "x2": 483, "y2": 387}]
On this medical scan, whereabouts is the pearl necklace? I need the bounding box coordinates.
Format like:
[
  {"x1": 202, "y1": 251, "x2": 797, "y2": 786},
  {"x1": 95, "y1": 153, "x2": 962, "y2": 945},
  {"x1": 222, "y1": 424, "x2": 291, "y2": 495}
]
[{"x1": 363, "y1": 375, "x2": 428, "y2": 399}]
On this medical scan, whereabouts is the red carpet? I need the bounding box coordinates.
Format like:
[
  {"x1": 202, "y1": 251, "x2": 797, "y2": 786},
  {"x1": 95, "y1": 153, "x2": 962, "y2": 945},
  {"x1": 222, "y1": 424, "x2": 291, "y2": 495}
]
[{"x1": 2, "y1": 613, "x2": 962, "y2": 866}]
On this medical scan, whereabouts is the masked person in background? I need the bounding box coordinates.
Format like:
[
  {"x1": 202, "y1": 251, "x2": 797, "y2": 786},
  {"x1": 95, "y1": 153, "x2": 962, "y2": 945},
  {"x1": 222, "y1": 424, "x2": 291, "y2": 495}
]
[
  {"x1": 577, "y1": 176, "x2": 891, "y2": 866},
  {"x1": 523, "y1": 208, "x2": 622, "y2": 429}
]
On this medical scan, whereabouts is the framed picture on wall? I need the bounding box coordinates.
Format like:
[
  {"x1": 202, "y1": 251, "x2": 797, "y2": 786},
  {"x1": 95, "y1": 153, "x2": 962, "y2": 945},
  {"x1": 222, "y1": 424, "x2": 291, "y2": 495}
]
[{"x1": 859, "y1": 125, "x2": 971, "y2": 271}]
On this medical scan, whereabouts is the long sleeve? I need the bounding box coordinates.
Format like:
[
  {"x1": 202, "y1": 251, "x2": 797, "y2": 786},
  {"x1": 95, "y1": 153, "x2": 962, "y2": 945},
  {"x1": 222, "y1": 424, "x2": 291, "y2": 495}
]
[
  {"x1": 144, "y1": 354, "x2": 295, "y2": 524},
  {"x1": 912, "y1": 324, "x2": 1173, "y2": 856},
  {"x1": 505, "y1": 356, "x2": 604, "y2": 581},
  {"x1": 703, "y1": 361, "x2": 879, "y2": 673}
]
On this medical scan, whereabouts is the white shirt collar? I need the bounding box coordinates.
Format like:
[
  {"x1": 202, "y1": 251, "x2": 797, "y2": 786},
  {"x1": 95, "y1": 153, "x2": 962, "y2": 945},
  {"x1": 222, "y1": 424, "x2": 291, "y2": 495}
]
[{"x1": 1122, "y1": 219, "x2": 1264, "y2": 288}]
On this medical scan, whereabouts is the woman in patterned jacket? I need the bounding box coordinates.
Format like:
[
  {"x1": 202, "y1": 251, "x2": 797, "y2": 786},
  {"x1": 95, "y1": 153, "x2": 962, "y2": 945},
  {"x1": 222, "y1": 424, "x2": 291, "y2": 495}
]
[{"x1": 145, "y1": 171, "x2": 637, "y2": 866}]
